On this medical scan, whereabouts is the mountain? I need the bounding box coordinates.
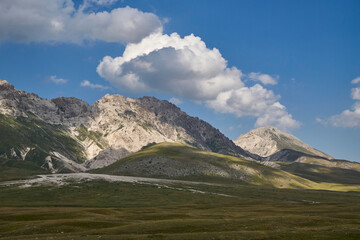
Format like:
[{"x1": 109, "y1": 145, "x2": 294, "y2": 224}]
[
  {"x1": 233, "y1": 126, "x2": 333, "y2": 162},
  {"x1": 0, "y1": 80, "x2": 252, "y2": 175}
]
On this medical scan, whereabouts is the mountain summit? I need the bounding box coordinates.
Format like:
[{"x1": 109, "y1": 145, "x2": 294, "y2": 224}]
[{"x1": 233, "y1": 126, "x2": 333, "y2": 161}]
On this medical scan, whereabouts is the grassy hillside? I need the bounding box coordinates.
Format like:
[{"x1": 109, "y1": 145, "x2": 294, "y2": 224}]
[
  {"x1": 0, "y1": 113, "x2": 85, "y2": 176},
  {"x1": 95, "y1": 142, "x2": 360, "y2": 191}
]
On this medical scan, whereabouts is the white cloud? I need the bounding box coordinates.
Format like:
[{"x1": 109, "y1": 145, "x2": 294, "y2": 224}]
[
  {"x1": 0, "y1": 0, "x2": 162, "y2": 44},
  {"x1": 169, "y1": 97, "x2": 182, "y2": 105},
  {"x1": 328, "y1": 103, "x2": 360, "y2": 127},
  {"x1": 80, "y1": 80, "x2": 109, "y2": 90},
  {"x1": 97, "y1": 32, "x2": 243, "y2": 100},
  {"x1": 207, "y1": 84, "x2": 300, "y2": 131},
  {"x1": 47, "y1": 75, "x2": 67, "y2": 84},
  {"x1": 248, "y1": 72, "x2": 278, "y2": 85},
  {"x1": 351, "y1": 77, "x2": 360, "y2": 84},
  {"x1": 322, "y1": 79, "x2": 360, "y2": 127},
  {"x1": 97, "y1": 32, "x2": 299, "y2": 131}
]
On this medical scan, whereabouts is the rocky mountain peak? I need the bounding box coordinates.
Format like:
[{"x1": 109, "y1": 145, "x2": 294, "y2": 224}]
[
  {"x1": 0, "y1": 80, "x2": 13, "y2": 88},
  {"x1": 233, "y1": 126, "x2": 333, "y2": 159}
]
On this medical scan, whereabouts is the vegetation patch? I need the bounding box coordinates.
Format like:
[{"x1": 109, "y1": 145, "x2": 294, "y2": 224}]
[
  {"x1": 75, "y1": 124, "x2": 107, "y2": 149},
  {"x1": 0, "y1": 114, "x2": 86, "y2": 167}
]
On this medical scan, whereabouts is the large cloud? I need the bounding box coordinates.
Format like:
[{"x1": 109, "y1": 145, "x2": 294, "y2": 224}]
[
  {"x1": 0, "y1": 0, "x2": 162, "y2": 43},
  {"x1": 97, "y1": 33, "x2": 243, "y2": 100},
  {"x1": 324, "y1": 77, "x2": 360, "y2": 127},
  {"x1": 97, "y1": 32, "x2": 300, "y2": 131}
]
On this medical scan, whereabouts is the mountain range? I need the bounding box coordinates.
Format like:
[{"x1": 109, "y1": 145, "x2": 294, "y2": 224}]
[
  {"x1": 1, "y1": 80, "x2": 359, "y2": 188},
  {"x1": 0, "y1": 80, "x2": 251, "y2": 173}
]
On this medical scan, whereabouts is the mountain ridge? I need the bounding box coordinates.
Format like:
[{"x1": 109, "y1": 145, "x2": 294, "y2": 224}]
[{"x1": 0, "y1": 80, "x2": 256, "y2": 173}]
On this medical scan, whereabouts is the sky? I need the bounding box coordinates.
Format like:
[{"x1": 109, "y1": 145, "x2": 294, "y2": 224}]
[{"x1": 0, "y1": 0, "x2": 359, "y2": 161}]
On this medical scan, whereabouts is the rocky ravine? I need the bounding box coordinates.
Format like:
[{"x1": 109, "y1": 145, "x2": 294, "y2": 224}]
[
  {"x1": 0, "y1": 80, "x2": 252, "y2": 172},
  {"x1": 233, "y1": 126, "x2": 333, "y2": 162}
]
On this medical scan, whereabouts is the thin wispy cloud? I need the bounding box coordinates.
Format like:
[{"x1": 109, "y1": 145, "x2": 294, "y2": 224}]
[
  {"x1": 80, "y1": 80, "x2": 109, "y2": 90},
  {"x1": 46, "y1": 75, "x2": 67, "y2": 84},
  {"x1": 247, "y1": 72, "x2": 278, "y2": 85},
  {"x1": 169, "y1": 97, "x2": 182, "y2": 105},
  {"x1": 351, "y1": 77, "x2": 360, "y2": 84}
]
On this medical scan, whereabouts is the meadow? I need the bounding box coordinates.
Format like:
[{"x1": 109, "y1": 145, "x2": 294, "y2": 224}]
[{"x1": 0, "y1": 178, "x2": 359, "y2": 239}]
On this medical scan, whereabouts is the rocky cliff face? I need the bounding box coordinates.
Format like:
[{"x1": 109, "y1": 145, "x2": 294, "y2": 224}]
[
  {"x1": 233, "y1": 126, "x2": 333, "y2": 161},
  {"x1": 0, "y1": 80, "x2": 253, "y2": 172}
]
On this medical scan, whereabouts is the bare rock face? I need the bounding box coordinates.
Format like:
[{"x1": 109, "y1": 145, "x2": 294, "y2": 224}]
[
  {"x1": 51, "y1": 97, "x2": 93, "y2": 127},
  {"x1": 0, "y1": 81, "x2": 254, "y2": 172},
  {"x1": 233, "y1": 126, "x2": 333, "y2": 160},
  {"x1": 136, "y1": 97, "x2": 251, "y2": 157},
  {"x1": 0, "y1": 80, "x2": 59, "y2": 121}
]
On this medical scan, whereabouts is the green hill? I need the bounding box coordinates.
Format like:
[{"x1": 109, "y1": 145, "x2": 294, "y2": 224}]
[{"x1": 94, "y1": 142, "x2": 346, "y2": 190}]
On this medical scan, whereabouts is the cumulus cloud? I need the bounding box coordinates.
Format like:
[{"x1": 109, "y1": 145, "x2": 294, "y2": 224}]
[
  {"x1": 80, "y1": 80, "x2": 109, "y2": 90},
  {"x1": 247, "y1": 72, "x2": 278, "y2": 85},
  {"x1": 0, "y1": 0, "x2": 162, "y2": 44},
  {"x1": 97, "y1": 33, "x2": 243, "y2": 100},
  {"x1": 46, "y1": 75, "x2": 67, "y2": 84},
  {"x1": 97, "y1": 32, "x2": 300, "y2": 131},
  {"x1": 322, "y1": 77, "x2": 360, "y2": 127}
]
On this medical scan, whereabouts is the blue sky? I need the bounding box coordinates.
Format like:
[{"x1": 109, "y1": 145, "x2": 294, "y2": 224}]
[{"x1": 0, "y1": 0, "x2": 359, "y2": 161}]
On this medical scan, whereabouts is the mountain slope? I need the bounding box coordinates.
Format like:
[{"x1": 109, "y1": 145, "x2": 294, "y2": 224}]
[
  {"x1": 0, "y1": 113, "x2": 86, "y2": 174},
  {"x1": 278, "y1": 156, "x2": 360, "y2": 185},
  {"x1": 233, "y1": 126, "x2": 333, "y2": 161}
]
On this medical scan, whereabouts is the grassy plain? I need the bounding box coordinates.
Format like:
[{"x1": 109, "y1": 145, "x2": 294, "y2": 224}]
[{"x1": 0, "y1": 178, "x2": 360, "y2": 240}]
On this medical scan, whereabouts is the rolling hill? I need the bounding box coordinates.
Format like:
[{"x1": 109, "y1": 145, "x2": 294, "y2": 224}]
[{"x1": 95, "y1": 142, "x2": 360, "y2": 191}]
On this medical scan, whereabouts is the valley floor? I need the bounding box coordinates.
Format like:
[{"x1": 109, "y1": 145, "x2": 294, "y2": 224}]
[{"x1": 0, "y1": 174, "x2": 360, "y2": 239}]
